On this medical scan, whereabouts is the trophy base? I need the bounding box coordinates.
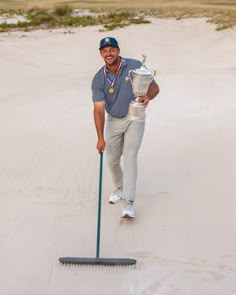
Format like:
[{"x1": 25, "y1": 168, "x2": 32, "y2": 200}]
[{"x1": 127, "y1": 100, "x2": 146, "y2": 121}]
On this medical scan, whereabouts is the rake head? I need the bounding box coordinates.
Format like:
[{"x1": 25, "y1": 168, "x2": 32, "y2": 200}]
[{"x1": 59, "y1": 257, "x2": 136, "y2": 266}]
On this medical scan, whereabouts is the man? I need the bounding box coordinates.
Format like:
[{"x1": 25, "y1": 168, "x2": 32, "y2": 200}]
[{"x1": 92, "y1": 37, "x2": 159, "y2": 218}]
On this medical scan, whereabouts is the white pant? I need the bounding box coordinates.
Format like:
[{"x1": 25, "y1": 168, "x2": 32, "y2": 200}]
[{"x1": 105, "y1": 115, "x2": 145, "y2": 202}]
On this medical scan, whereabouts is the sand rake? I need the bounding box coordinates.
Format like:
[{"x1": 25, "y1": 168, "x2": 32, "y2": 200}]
[{"x1": 59, "y1": 152, "x2": 136, "y2": 266}]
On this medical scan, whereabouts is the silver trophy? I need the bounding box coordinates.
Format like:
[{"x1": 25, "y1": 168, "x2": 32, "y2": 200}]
[{"x1": 127, "y1": 55, "x2": 156, "y2": 120}]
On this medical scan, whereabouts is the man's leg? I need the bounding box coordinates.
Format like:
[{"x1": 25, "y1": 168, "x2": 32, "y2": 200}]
[
  {"x1": 123, "y1": 119, "x2": 145, "y2": 203},
  {"x1": 105, "y1": 117, "x2": 126, "y2": 191}
]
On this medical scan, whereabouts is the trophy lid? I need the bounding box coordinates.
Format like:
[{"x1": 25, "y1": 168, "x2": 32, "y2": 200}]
[{"x1": 132, "y1": 65, "x2": 153, "y2": 76}]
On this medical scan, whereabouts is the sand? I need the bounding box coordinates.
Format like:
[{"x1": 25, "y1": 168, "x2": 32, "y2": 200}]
[{"x1": 0, "y1": 18, "x2": 236, "y2": 294}]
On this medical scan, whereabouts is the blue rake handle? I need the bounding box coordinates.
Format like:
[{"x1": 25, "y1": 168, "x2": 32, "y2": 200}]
[{"x1": 96, "y1": 152, "x2": 103, "y2": 258}]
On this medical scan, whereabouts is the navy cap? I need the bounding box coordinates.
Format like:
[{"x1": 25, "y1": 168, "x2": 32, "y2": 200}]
[{"x1": 99, "y1": 37, "x2": 119, "y2": 50}]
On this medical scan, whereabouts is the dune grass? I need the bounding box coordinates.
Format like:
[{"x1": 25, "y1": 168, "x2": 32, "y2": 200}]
[
  {"x1": 0, "y1": 8, "x2": 150, "y2": 32},
  {"x1": 146, "y1": 6, "x2": 236, "y2": 30},
  {"x1": 0, "y1": 1, "x2": 235, "y2": 32}
]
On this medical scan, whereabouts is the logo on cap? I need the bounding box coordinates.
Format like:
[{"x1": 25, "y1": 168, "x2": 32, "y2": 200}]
[{"x1": 104, "y1": 38, "x2": 110, "y2": 44}]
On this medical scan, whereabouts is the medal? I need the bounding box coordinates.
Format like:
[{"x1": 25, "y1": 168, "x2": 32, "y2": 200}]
[
  {"x1": 109, "y1": 87, "x2": 114, "y2": 94},
  {"x1": 104, "y1": 58, "x2": 122, "y2": 95}
]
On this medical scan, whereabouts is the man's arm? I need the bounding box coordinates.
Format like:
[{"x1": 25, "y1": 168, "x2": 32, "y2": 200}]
[
  {"x1": 138, "y1": 81, "x2": 160, "y2": 107},
  {"x1": 93, "y1": 101, "x2": 106, "y2": 153}
]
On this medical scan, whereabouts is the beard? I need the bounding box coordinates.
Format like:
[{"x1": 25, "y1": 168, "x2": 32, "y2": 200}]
[{"x1": 106, "y1": 55, "x2": 119, "y2": 67}]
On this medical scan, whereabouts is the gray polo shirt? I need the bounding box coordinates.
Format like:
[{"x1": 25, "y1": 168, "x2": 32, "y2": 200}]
[{"x1": 91, "y1": 57, "x2": 142, "y2": 118}]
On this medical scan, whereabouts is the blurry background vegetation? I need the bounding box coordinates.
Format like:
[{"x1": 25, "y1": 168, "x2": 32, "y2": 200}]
[{"x1": 0, "y1": 0, "x2": 235, "y2": 32}]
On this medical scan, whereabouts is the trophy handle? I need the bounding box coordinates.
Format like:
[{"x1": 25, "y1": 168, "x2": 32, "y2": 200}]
[
  {"x1": 128, "y1": 70, "x2": 134, "y2": 85},
  {"x1": 151, "y1": 70, "x2": 156, "y2": 80}
]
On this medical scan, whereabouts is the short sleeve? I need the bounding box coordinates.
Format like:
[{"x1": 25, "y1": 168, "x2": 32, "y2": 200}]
[{"x1": 91, "y1": 73, "x2": 105, "y2": 102}]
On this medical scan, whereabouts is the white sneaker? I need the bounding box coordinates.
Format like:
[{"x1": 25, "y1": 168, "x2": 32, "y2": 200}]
[
  {"x1": 108, "y1": 190, "x2": 123, "y2": 204},
  {"x1": 122, "y1": 204, "x2": 135, "y2": 218}
]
